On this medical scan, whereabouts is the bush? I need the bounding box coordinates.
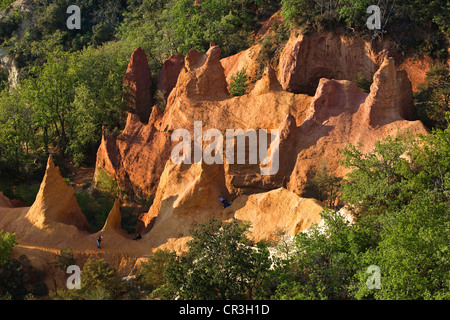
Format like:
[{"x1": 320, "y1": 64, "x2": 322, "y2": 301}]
[
  {"x1": 229, "y1": 68, "x2": 248, "y2": 97},
  {"x1": 0, "y1": 0, "x2": 14, "y2": 11},
  {"x1": 56, "y1": 247, "x2": 76, "y2": 272},
  {"x1": 50, "y1": 258, "x2": 126, "y2": 300},
  {"x1": 271, "y1": 209, "x2": 380, "y2": 300},
  {"x1": 163, "y1": 219, "x2": 271, "y2": 300},
  {"x1": 138, "y1": 249, "x2": 174, "y2": 293},
  {"x1": 304, "y1": 161, "x2": 342, "y2": 209},
  {"x1": 414, "y1": 65, "x2": 450, "y2": 130},
  {"x1": 75, "y1": 191, "x2": 112, "y2": 233},
  {"x1": 354, "y1": 72, "x2": 373, "y2": 93},
  {"x1": 0, "y1": 254, "x2": 46, "y2": 300},
  {"x1": 11, "y1": 183, "x2": 40, "y2": 206},
  {"x1": 95, "y1": 169, "x2": 126, "y2": 200},
  {"x1": 0, "y1": 230, "x2": 16, "y2": 265}
]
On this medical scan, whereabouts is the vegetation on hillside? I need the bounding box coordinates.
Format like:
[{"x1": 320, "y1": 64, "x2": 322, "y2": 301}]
[{"x1": 281, "y1": 0, "x2": 449, "y2": 59}]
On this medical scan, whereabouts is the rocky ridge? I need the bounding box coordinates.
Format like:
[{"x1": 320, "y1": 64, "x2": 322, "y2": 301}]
[{"x1": 0, "y1": 27, "x2": 434, "y2": 290}]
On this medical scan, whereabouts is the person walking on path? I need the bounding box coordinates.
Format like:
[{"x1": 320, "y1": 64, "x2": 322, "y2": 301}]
[{"x1": 97, "y1": 235, "x2": 103, "y2": 249}]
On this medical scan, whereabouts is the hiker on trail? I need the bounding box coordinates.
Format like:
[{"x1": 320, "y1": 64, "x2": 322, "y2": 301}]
[
  {"x1": 97, "y1": 235, "x2": 103, "y2": 249},
  {"x1": 133, "y1": 233, "x2": 142, "y2": 241},
  {"x1": 218, "y1": 196, "x2": 231, "y2": 208}
]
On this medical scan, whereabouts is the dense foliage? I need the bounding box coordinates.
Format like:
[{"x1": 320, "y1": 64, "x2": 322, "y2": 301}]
[
  {"x1": 414, "y1": 65, "x2": 450, "y2": 130},
  {"x1": 0, "y1": 0, "x2": 281, "y2": 185},
  {"x1": 0, "y1": 230, "x2": 16, "y2": 266},
  {"x1": 281, "y1": 0, "x2": 449, "y2": 59},
  {"x1": 50, "y1": 258, "x2": 126, "y2": 300},
  {"x1": 161, "y1": 219, "x2": 271, "y2": 300}
]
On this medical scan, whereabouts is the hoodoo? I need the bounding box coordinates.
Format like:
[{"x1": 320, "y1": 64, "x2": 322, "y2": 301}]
[
  {"x1": 25, "y1": 155, "x2": 90, "y2": 232},
  {"x1": 123, "y1": 47, "x2": 153, "y2": 124}
]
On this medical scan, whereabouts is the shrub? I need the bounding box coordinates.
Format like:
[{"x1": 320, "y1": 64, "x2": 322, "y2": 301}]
[
  {"x1": 56, "y1": 246, "x2": 76, "y2": 271},
  {"x1": 0, "y1": 254, "x2": 46, "y2": 300},
  {"x1": 75, "y1": 191, "x2": 112, "y2": 233},
  {"x1": 50, "y1": 258, "x2": 126, "y2": 300},
  {"x1": 0, "y1": 230, "x2": 16, "y2": 265},
  {"x1": 95, "y1": 169, "x2": 126, "y2": 200},
  {"x1": 229, "y1": 68, "x2": 248, "y2": 97},
  {"x1": 304, "y1": 161, "x2": 342, "y2": 209},
  {"x1": 138, "y1": 249, "x2": 174, "y2": 292},
  {"x1": 163, "y1": 219, "x2": 271, "y2": 300},
  {"x1": 414, "y1": 65, "x2": 450, "y2": 130},
  {"x1": 354, "y1": 72, "x2": 373, "y2": 93}
]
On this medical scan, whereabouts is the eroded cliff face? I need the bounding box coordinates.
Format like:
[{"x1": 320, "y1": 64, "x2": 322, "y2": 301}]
[
  {"x1": 96, "y1": 30, "x2": 431, "y2": 205},
  {"x1": 278, "y1": 31, "x2": 382, "y2": 95},
  {"x1": 0, "y1": 27, "x2": 435, "y2": 289},
  {"x1": 94, "y1": 109, "x2": 173, "y2": 198},
  {"x1": 136, "y1": 52, "x2": 427, "y2": 246}
]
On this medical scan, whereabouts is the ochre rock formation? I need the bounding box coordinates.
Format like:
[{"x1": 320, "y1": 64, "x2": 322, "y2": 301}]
[
  {"x1": 0, "y1": 157, "x2": 155, "y2": 291},
  {"x1": 157, "y1": 54, "x2": 185, "y2": 100},
  {"x1": 287, "y1": 57, "x2": 428, "y2": 194},
  {"x1": 25, "y1": 155, "x2": 90, "y2": 232},
  {"x1": 94, "y1": 108, "x2": 173, "y2": 198},
  {"x1": 255, "y1": 10, "x2": 283, "y2": 39},
  {"x1": 139, "y1": 160, "x2": 324, "y2": 253},
  {"x1": 220, "y1": 43, "x2": 263, "y2": 92},
  {"x1": 1, "y1": 27, "x2": 439, "y2": 292},
  {"x1": 169, "y1": 45, "x2": 229, "y2": 101},
  {"x1": 101, "y1": 199, "x2": 124, "y2": 234},
  {"x1": 278, "y1": 31, "x2": 382, "y2": 95},
  {"x1": 398, "y1": 56, "x2": 434, "y2": 91},
  {"x1": 139, "y1": 161, "x2": 228, "y2": 252},
  {"x1": 363, "y1": 57, "x2": 416, "y2": 126},
  {"x1": 97, "y1": 38, "x2": 429, "y2": 218},
  {"x1": 123, "y1": 47, "x2": 153, "y2": 123},
  {"x1": 226, "y1": 188, "x2": 324, "y2": 243}
]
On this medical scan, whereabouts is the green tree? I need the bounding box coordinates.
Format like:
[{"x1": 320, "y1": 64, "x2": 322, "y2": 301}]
[
  {"x1": 66, "y1": 42, "x2": 129, "y2": 165},
  {"x1": 31, "y1": 51, "x2": 75, "y2": 154},
  {"x1": 51, "y1": 258, "x2": 125, "y2": 300},
  {"x1": 304, "y1": 161, "x2": 342, "y2": 209},
  {"x1": 56, "y1": 246, "x2": 76, "y2": 272},
  {"x1": 163, "y1": 219, "x2": 271, "y2": 300},
  {"x1": 353, "y1": 196, "x2": 450, "y2": 300},
  {"x1": 270, "y1": 209, "x2": 379, "y2": 300},
  {"x1": 340, "y1": 134, "x2": 418, "y2": 218},
  {"x1": 414, "y1": 65, "x2": 450, "y2": 130},
  {"x1": 230, "y1": 67, "x2": 249, "y2": 97},
  {"x1": 0, "y1": 87, "x2": 35, "y2": 175},
  {"x1": 354, "y1": 72, "x2": 373, "y2": 93}
]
